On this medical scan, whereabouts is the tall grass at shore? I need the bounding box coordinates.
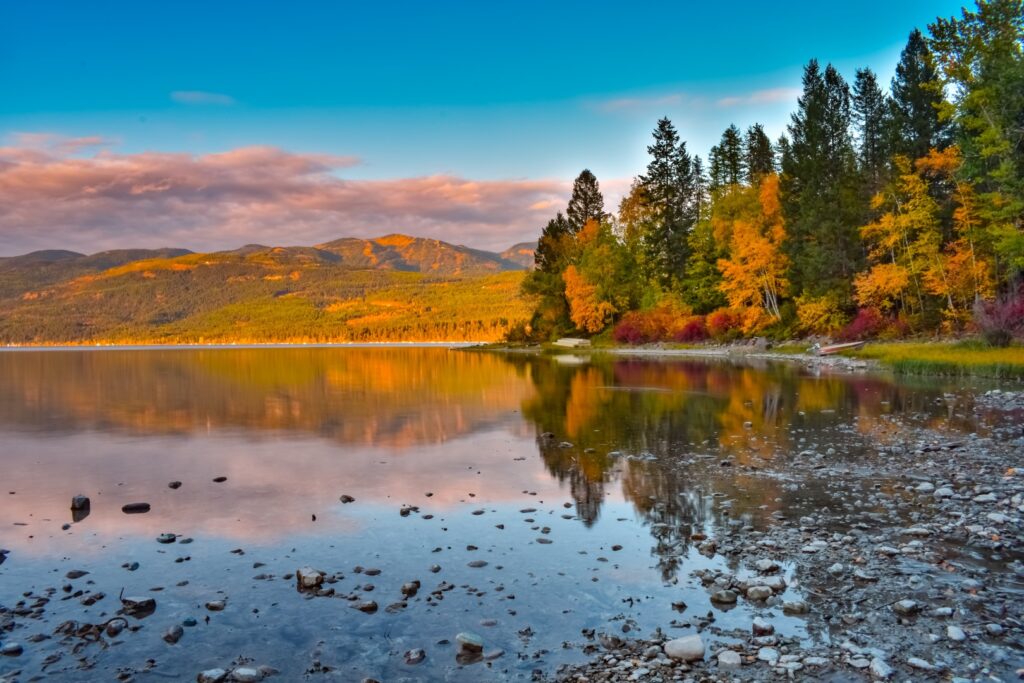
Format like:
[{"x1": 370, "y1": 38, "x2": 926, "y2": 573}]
[{"x1": 850, "y1": 342, "x2": 1024, "y2": 379}]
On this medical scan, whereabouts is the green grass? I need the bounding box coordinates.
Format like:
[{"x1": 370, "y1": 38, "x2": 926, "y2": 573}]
[{"x1": 849, "y1": 341, "x2": 1024, "y2": 379}]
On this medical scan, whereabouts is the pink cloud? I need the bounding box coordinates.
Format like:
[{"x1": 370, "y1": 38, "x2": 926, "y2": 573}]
[
  {"x1": 170, "y1": 90, "x2": 236, "y2": 106},
  {"x1": 716, "y1": 87, "x2": 801, "y2": 108},
  {"x1": 0, "y1": 136, "x2": 571, "y2": 254}
]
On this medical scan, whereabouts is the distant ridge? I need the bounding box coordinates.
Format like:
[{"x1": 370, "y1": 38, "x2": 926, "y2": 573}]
[{"x1": 0, "y1": 234, "x2": 534, "y2": 344}]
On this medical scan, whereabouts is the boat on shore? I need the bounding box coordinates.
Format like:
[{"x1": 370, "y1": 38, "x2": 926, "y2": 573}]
[{"x1": 813, "y1": 341, "x2": 865, "y2": 356}]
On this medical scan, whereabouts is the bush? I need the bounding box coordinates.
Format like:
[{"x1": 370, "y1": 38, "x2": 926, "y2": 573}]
[
  {"x1": 795, "y1": 294, "x2": 849, "y2": 335},
  {"x1": 973, "y1": 290, "x2": 1024, "y2": 348},
  {"x1": 838, "y1": 308, "x2": 886, "y2": 341},
  {"x1": 706, "y1": 308, "x2": 743, "y2": 341},
  {"x1": 612, "y1": 313, "x2": 650, "y2": 344},
  {"x1": 612, "y1": 306, "x2": 705, "y2": 345},
  {"x1": 671, "y1": 316, "x2": 708, "y2": 343}
]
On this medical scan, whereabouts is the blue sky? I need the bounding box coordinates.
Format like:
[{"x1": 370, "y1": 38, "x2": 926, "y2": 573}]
[{"x1": 0, "y1": 0, "x2": 968, "y2": 253}]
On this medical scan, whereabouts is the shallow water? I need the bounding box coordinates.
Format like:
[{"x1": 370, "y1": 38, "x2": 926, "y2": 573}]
[{"x1": 0, "y1": 348, "x2": 1001, "y2": 680}]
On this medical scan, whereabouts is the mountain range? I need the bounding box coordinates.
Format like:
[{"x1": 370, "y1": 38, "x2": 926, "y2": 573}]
[{"x1": 0, "y1": 235, "x2": 537, "y2": 344}]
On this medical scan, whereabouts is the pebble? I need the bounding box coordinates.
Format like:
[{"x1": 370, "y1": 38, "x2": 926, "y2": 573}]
[
  {"x1": 782, "y1": 599, "x2": 809, "y2": 614},
  {"x1": 664, "y1": 635, "x2": 704, "y2": 662},
  {"x1": 205, "y1": 600, "x2": 226, "y2": 611},
  {"x1": 197, "y1": 670, "x2": 228, "y2": 683},
  {"x1": 869, "y1": 658, "x2": 893, "y2": 679},
  {"x1": 339, "y1": 495, "x2": 355, "y2": 503},
  {"x1": 747, "y1": 585, "x2": 772, "y2": 600},
  {"x1": 892, "y1": 599, "x2": 920, "y2": 615},
  {"x1": 156, "y1": 533, "x2": 176, "y2": 544},
  {"x1": 230, "y1": 668, "x2": 261, "y2": 682},
  {"x1": 163, "y1": 624, "x2": 184, "y2": 644},
  {"x1": 947, "y1": 625, "x2": 966, "y2": 642},
  {"x1": 70, "y1": 494, "x2": 90, "y2": 510},
  {"x1": 1, "y1": 643, "x2": 23, "y2": 656},
  {"x1": 404, "y1": 648, "x2": 426, "y2": 664},
  {"x1": 717, "y1": 649, "x2": 741, "y2": 669},
  {"x1": 752, "y1": 617, "x2": 774, "y2": 636},
  {"x1": 710, "y1": 589, "x2": 737, "y2": 604},
  {"x1": 121, "y1": 502, "x2": 151, "y2": 514},
  {"x1": 757, "y1": 647, "x2": 779, "y2": 664},
  {"x1": 456, "y1": 631, "x2": 484, "y2": 654},
  {"x1": 907, "y1": 657, "x2": 934, "y2": 670}
]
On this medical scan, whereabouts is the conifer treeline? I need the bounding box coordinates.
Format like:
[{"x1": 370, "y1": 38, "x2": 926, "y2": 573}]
[{"x1": 519, "y1": 1, "x2": 1024, "y2": 345}]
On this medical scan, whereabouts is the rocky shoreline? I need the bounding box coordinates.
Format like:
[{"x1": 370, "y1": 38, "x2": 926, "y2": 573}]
[{"x1": 544, "y1": 394, "x2": 1024, "y2": 682}]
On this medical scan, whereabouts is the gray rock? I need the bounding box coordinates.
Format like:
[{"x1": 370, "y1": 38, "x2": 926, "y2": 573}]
[
  {"x1": 892, "y1": 599, "x2": 920, "y2": 616},
  {"x1": 404, "y1": 648, "x2": 426, "y2": 664},
  {"x1": 907, "y1": 657, "x2": 933, "y2": 670},
  {"x1": 711, "y1": 589, "x2": 737, "y2": 604},
  {"x1": 70, "y1": 495, "x2": 90, "y2": 510},
  {"x1": 947, "y1": 625, "x2": 966, "y2": 642},
  {"x1": 783, "y1": 600, "x2": 809, "y2": 614},
  {"x1": 230, "y1": 668, "x2": 262, "y2": 682},
  {"x1": 664, "y1": 635, "x2": 704, "y2": 662},
  {"x1": 747, "y1": 585, "x2": 772, "y2": 601},
  {"x1": 752, "y1": 617, "x2": 774, "y2": 636},
  {"x1": 156, "y1": 533, "x2": 176, "y2": 544},
  {"x1": 757, "y1": 647, "x2": 779, "y2": 664},
  {"x1": 197, "y1": 670, "x2": 229, "y2": 683},
  {"x1": 717, "y1": 650, "x2": 741, "y2": 669},
  {"x1": 1, "y1": 642, "x2": 23, "y2": 656},
  {"x1": 869, "y1": 658, "x2": 893, "y2": 679},
  {"x1": 205, "y1": 600, "x2": 226, "y2": 611}
]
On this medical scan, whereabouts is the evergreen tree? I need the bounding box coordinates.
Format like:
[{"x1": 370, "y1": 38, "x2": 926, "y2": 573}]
[
  {"x1": 692, "y1": 155, "x2": 710, "y2": 222},
  {"x1": 639, "y1": 118, "x2": 698, "y2": 291},
  {"x1": 566, "y1": 169, "x2": 605, "y2": 233},
  {"x1": 781, "y1": 60, "x2": 864, "y2": 301},
  {"x1": 744, "y1": 124, "x2": 775, "y2": 183},
  {"x1": 717, "y1": 124, "x2": 745, "y2": 185},
  {"x1": 891, "y1": 29, "x2": 948, "y2": 159},
  {"x1": 852, "y1": 67, "x2": 892, "y2": 192},
  {"x1": 533, "y1": 213, "x2": 573, "y2": 273}
]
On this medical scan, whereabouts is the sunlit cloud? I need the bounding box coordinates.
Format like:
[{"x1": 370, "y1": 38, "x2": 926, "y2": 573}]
[
  {"x1": 7, "y1": 132, "x2": 114, "y2": 156},
  {"x1": 0, "y1": 135, "x2": 571, "y2": 254},
  {"x1": 716, "y1": 87, "x2": 801, "y2": 107},
  {"x1": 170, "y1": 90, "x2": 237, "y2": 106}
]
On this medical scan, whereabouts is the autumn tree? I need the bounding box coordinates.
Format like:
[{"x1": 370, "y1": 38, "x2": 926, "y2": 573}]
[{"x1": 716, "y1": 174, "x2": 790, "y2": 327}]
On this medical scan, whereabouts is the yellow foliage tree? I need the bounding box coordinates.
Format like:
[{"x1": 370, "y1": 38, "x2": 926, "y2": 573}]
[
  {"x1": 716, "y1": 174, "x2": 789, "y2": 321},
  {"x1": 563, "y1": 265, "x2": 617, "y2": 333}
]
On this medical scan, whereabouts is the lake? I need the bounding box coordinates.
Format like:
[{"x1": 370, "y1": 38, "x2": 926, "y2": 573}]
[{"x1": 0, "y1": 347, "x2": 1020, "y2": 681}]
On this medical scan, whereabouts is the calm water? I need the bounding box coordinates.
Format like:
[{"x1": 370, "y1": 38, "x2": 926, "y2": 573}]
[{"x1": 0, "y1": 348, "x2": 996, "y2": 680}]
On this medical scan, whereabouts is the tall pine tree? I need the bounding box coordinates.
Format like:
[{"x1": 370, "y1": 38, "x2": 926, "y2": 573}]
[
  {"x1": 890, "y1": 29, "x2": 948, "y2": 159},
  {"x1": 744, "y1": 124, "x2": 775, "y2": 183},
  {"x1": 639, "y1": 118, "x2": 698, "y2": 291},
  {"x1": 781, "y1": 61, "x2": 864, "y2": 302},
  {"x1": 566, "y1": 169, "x2": 605, "y2": 233},
  {"x1": 852, "y1": 67, "x2": 892, "y2": 193}
]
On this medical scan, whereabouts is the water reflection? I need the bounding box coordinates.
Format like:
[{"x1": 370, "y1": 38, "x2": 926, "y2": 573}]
[{"x1": 0, "y1": 348, "x2": 994, "y2": 680}]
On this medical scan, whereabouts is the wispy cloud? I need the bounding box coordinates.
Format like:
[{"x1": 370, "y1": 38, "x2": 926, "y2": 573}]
[
  {"x1": 7, "y1": 132, "x2": 114, "y2": 156},
  {"x1": 593, "y1": 93, "x2": 689, "y2": 112},
  {"x1": 170, "y1": 90, "x2": 236, "y2": 106},
  {"x1": 716, "y1": 87, "x2": 801, "y2": 108},
  {"x1": 0, "y1": 136, "x2": 570, "y2": 254}
]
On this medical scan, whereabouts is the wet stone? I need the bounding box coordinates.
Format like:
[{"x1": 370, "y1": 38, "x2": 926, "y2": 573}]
[
  {"x1": 456, "y1": 631, "x2": 484, "y2": 654},
  {"x1": 230, "y1": 668, "x2": 261, "y2": 682},
  {"x1": 664, "y1": 635, "x2": 704, "y2": 662},
  {"x1": 404, "y1": 648, "x2": 426, "y2": 665},
  {"x1": 197, "y1": 670, "x2": 228, "y2": 683},
  {"x1": 710, "y1": 589, "x2": 737, "y2": 604},
  {"x1": 1, "y1": 642, "x2": 23, "y2": 656},
  {"x1": 718, "y1": 649, "x2": 741, "y2": 669},
  {"x1": 163, "y1": 624, "x2": 184, "y2": 644},
  {"x1": 121, "y1": 502, "x2": 151, "y2": 514}
]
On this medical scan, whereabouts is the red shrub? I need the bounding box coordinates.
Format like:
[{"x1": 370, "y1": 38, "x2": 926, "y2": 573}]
[
  {"x1": 839, "y1": 308, "x2": 886, "y2": 341},
  {"x1": 973, "y1": 289, "x2": 1024, "y2": 347},
  {"x1": 612, "y1": 314, "x2": 649, "y2": 344},
  {"x1": 671, "y1": 316, "x2": 708, "y2": 343},
  {"x1": 706, "y1": 308, "x2": 742, "y2": 341}
]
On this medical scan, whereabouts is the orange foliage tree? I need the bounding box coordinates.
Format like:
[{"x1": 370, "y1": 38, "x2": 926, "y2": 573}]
[{"x1": 715, "y1": 174, "x2": 789, "y2": 325}]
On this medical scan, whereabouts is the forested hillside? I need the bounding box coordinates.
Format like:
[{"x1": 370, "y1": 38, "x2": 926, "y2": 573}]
[
  {"x1": 0, "y1": 236, "x2": 531, "y2": 344},
  {"x1": 518, "y1": 1, "x2": 1024, "y2": 347}
]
